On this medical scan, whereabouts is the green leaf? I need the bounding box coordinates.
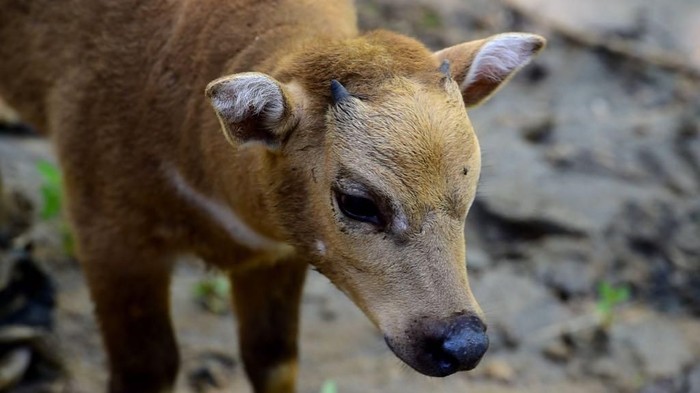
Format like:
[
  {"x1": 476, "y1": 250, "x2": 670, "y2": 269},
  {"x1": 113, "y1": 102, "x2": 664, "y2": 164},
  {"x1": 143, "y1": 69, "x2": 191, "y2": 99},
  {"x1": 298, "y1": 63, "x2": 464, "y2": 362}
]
[
  {"x1": 596, "y1": 281, "x2": 630, "y2": 320},
  {"x1": 36, "y1": 161, "x2": 63, "y2": 220},
  {"x1": 192, "y1": 274, "x2": 231, "y2": 314},
  {"x1": 39, "y1": 184, "x2": 61, "y2": 219},
  {"x1": 37, "y1": 161, "x2": 61, "y2": 186},
  {"x1": 320, "y1": 380, "x2": 337, "y2": 393}
]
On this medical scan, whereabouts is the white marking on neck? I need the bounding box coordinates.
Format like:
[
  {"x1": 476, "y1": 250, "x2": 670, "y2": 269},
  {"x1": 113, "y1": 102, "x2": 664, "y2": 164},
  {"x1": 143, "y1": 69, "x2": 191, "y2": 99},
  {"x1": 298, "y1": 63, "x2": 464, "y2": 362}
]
[
  {"x1": 166, "y1": 166, "x2": 287, "y2": 252},
  {"x1": 315, "y1": 240, "x2": 327, "y2": 256}
]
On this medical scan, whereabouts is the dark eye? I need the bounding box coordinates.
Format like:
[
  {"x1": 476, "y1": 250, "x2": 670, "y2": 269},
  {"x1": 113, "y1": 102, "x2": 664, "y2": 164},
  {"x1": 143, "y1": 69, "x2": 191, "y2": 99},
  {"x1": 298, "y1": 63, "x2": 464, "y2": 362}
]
[{"x1": 336, "y1": 192, "x2": 382, "y2": 225}]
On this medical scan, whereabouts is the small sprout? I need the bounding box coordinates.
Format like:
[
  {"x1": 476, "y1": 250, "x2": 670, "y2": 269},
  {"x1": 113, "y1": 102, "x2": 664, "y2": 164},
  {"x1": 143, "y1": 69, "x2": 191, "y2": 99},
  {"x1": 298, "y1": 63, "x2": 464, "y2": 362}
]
[
  {"x1": 320, "y1": 380, "x2": 338, "y2": 393},
  {"x1": 596, "y1": 281, "x2": 630, "y2": 329},
  {"x1": 193, "y1": 274, "x2": 231, "y2": 314}
]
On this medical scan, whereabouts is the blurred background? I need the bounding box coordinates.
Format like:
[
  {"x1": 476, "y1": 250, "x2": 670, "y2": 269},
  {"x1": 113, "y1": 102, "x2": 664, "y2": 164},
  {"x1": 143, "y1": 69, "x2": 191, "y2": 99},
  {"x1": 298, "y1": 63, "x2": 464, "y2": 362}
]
[{"x1": 0, "y1": 0, "x2": 698, "y2": 392}]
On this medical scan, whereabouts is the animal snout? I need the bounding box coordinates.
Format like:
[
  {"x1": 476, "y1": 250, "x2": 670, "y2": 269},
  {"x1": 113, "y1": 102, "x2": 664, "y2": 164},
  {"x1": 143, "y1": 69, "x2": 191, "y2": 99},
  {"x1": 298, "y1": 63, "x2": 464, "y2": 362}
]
[
  {"x1": 426, "y1": 314, "x2": 489, "y2": 375},
  {"x1": 385, "y1": 313, "x2": 489, "y2": 377}
]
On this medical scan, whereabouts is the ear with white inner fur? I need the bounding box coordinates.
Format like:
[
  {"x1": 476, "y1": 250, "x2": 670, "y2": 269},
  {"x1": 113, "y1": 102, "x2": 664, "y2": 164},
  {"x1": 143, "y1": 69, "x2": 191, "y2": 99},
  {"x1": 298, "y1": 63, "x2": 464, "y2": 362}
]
[
  {"x1": 205, "y1": 72, "x2": 297, "y2": 148},
  {"x1": 434, "y1": 33, "x2": 546, "y2": 107}
]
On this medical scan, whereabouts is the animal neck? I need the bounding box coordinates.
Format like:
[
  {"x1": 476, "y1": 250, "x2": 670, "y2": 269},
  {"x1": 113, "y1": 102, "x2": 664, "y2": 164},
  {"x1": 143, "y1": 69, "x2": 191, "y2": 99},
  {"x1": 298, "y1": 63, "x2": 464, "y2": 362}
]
[{"x1": 182, "y1": 132, "x2": 290, "y2": 244}]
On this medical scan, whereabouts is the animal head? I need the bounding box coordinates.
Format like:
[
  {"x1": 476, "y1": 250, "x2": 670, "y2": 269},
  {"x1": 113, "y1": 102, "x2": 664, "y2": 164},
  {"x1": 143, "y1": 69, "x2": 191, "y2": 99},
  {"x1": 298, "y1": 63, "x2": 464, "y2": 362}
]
[{"x1": 206, "y1": 31, "x2": 545, "y2": 377}]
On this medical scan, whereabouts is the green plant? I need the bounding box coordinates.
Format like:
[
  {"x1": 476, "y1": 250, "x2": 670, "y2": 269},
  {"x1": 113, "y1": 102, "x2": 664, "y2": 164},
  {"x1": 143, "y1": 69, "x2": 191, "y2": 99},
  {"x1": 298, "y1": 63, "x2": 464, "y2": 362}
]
[
  {"x1": 319, "y1": 380, "x2": 338, "y2": 393},
  {"x1": 36, "y1": 160, "x2": 76, "y2": 257},
  {"x1": 596, "y1": 281, "x2": 630, "y2": 329},
  {"x1": 193, "y1": 274, "x2": 231, "y2": 314},
  {"x1": 36, "y1": 160, "x2": 62, "y2": 220}
]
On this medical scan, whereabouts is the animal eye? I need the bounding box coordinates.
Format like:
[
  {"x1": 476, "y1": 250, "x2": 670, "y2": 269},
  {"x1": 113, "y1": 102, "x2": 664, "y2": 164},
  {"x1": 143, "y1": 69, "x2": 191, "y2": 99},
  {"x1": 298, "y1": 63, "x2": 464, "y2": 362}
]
[{"x1": 336, "y1": 192, "x2": 382, "y2": 225}]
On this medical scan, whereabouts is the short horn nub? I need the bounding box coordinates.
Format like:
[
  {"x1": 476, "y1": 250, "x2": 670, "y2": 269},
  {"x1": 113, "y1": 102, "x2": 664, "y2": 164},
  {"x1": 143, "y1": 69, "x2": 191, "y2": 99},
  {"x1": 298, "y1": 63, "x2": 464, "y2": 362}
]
[
  {"x1": 330, "y1": 79, "x2": 350, "y2": 104},
  {"x1": 439, "y1": 59, "x2": 451, "y2": 78}
]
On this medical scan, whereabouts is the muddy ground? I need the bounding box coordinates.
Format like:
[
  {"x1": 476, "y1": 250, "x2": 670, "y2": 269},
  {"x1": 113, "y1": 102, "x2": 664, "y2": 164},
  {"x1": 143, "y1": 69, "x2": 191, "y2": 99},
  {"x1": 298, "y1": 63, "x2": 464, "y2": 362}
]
[{"x1": 1, "y1": 0, "x2": 699, "y2": 392}]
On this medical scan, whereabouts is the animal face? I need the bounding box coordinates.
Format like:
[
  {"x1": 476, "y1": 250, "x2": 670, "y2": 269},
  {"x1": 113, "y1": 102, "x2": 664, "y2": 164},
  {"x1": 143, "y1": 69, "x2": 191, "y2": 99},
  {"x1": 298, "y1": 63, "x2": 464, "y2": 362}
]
[
  {"x1": 207, "y1": 32, "x2": 545, "y2": 376},
  {"x1": 313, "y1": 77, "x2": 487, "y2": 376}
]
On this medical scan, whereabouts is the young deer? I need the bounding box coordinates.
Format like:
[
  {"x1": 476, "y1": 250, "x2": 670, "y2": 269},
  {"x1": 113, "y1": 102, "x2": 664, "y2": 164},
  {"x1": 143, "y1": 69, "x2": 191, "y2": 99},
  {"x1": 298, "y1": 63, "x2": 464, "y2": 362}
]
[{"x1": 0, "y1": 0, "x2": 544, "y2": 391}]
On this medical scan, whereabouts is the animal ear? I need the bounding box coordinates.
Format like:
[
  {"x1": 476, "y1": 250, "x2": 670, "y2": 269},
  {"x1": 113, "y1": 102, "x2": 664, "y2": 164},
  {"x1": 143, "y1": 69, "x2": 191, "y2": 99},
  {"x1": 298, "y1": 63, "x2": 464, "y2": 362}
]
[
  {"x1": 205, "y1": 72, "x2": 297, "y2": 148},
  {"x1": 434, "y1": 33, "x2": 546, "y2": 107}
]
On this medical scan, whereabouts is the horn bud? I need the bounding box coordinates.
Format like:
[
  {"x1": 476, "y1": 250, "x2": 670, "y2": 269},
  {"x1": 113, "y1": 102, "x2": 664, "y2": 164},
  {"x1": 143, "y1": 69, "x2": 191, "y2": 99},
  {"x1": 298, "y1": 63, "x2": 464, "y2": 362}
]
[
  {"x1": 330, "y1": 79, "x2": 350, "y2": 103},
  {"x1": 439, "y1": 59, "x2": 451, "y2": 78}
]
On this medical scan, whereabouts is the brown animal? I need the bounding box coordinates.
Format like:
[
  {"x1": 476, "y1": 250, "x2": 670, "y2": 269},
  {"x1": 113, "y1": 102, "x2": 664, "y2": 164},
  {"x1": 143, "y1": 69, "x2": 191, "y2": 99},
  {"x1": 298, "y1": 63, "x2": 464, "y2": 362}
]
[{"x1": 0, "y1": 0, "x2": 545, "y2": 392}]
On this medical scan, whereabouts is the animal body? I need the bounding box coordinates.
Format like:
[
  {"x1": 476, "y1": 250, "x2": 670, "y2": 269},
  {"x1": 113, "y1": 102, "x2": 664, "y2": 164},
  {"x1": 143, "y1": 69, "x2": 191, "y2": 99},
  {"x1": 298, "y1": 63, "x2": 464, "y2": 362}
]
[{"x1": 0, "y1": 0, "x2": 544, "y2": 392}]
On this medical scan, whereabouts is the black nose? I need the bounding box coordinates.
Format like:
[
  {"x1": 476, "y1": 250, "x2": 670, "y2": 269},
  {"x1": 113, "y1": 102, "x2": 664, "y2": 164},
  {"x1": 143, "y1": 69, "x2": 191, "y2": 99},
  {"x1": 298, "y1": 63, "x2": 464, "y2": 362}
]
[{"x1": 427, "y1": 315, "x2": 489, "y2": 375}]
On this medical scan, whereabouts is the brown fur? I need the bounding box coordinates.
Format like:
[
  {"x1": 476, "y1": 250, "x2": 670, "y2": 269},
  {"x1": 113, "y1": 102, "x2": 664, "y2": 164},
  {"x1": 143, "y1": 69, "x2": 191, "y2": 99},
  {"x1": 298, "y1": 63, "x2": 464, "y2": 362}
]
[{"x1": 0, "y1": 1, "x2": 544, "y2": 392}]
